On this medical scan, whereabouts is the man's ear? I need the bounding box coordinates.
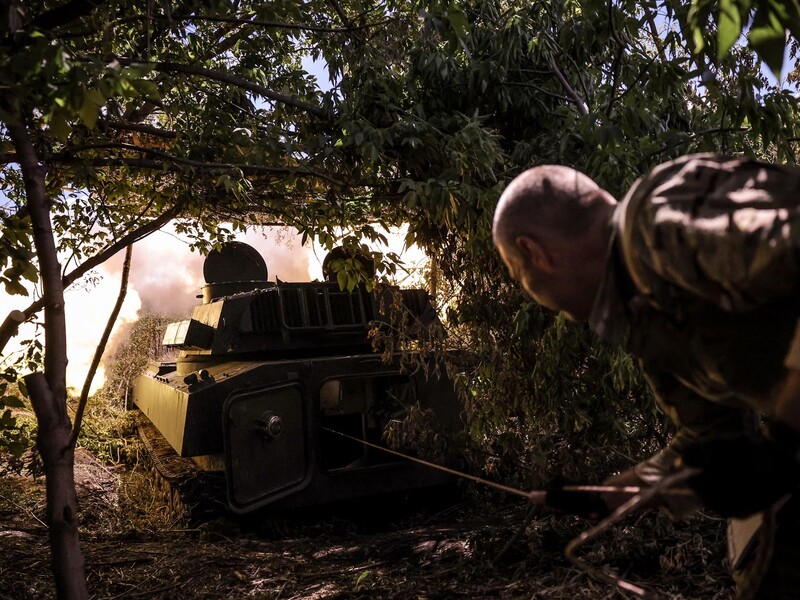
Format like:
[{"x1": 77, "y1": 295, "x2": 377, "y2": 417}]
[{"x1": 516, "y1": 235, "x2": 554, "y2": 272}]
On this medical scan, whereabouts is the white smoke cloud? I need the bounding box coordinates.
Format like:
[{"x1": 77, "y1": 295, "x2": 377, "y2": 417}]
[
  {"x1": 242, "y1": 228, "x2": 312, "y2": 283},
  {"x1": 63, "y1": 271, "x2": 143, "y2": 394},
  {"x1": 96, "y1": 225, "x2": 314, "y2": 319},
  {"x1": 89, "y1": 225, "x2": 313, "y2": 391}
]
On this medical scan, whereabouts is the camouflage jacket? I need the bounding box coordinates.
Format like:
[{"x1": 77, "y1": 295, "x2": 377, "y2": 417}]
[{"x1": 589, "y1": 154, "x2": 800, "y2": 440}]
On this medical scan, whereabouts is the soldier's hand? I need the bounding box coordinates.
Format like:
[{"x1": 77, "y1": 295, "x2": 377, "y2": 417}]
[
  {"x1": 544, "y1": 479, "x2": 610, "y2": 519},
  {"x1": 682, "y1": 432, "x2": 800, "y2": 518},
  {"x1": 600, "y1": 468, "x2": 644, "y2": 513}
]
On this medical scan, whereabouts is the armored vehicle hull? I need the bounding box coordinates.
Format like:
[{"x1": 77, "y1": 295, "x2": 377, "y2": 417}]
[{"x1": 132, "y1": 243, "x2": 463, "y2": 522}]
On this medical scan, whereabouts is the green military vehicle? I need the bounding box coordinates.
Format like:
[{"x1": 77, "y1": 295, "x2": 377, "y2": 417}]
[{"x1": 133, "y1": 242, "x2": 463, "y2": 523}]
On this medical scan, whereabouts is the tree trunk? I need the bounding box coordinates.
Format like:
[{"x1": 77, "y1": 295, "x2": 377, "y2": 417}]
[
  {"x1": 25, "y1": 374, "x2": 87, "y2": 600},
  {"x1": 7, "y1": 110, "x2": 88, "y2": 599}
]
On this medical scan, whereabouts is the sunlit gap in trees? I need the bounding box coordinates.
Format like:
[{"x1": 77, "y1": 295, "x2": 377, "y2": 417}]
[{"x1": 650, "y1": 9, "x2": 798, "y2": 97}]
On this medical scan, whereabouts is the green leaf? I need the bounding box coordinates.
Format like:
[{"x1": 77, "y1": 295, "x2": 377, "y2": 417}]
[
  {"x1": 447, "y1": 9, "x2": 469, "y2": 39},
  {"x1": 49, "y1": 110, "x2": 70, "y2": 141},
  {"x1": 4, "y1": 279, "x2": 28, "y2": 296},
  {"x1": 1, "y1": 395, "x2": 24, "y2": 408},
  {"x1": 355, "y1": 570, "x2": 371, "y2": 587},
  {"x1": 778, "y1": 0, "x2": 800, "y2": 41},
  {"x1": 21, "y1": 261, "x2": 38, "y2": 283},
  {"x1": 687, "y1": 0, "x2": 711, "y2": 52},
  {"x1": 749, "y1": 6, "x2": 786, "y2": 79},
  {"x1": 131, "y1": 79, "x2": 160, "y2": 100},
  {"x1": 78, "y1": 89, "x2": 104, "y2": 129},
  {"x1": 717, "y1": 0, "x2": 743, "y2": 59},
  {"x1": 7, "y1": 441, "x2": 26, "y2": 458},
  {"x1": 0, "y1": 409, "x2": 15, "y2": 427}
]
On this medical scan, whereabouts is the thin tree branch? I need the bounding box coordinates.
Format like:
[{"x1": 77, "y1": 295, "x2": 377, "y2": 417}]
[
  {"x1": 99, "y1": 56, "x2": 330, "y2": 119},
  {"x1": 615, "y1": 52, "x2": 660, "y2": 104},
  {"x1": 499, "y1": 81, "x2": 573, "y2": 102},
  {"x1": 648, "y1": 127, "x2": 751, "y2": 159},
  {"x1": 605, "y1": 0, "x2": 626, "y2": 118},
  {"x1": 199, "y1": 24, "x2": 251, "y2": 61},
  {"x1": 62, "y1": 156, "x2": 293, "y2": 174},
  {"x1": 60, "y1": 12, "x2": 401, "y2": 41},
  {"x1": 174, "y1": 12, "x2": 399, "y2": 33},
  {"x1": 0, "y1": 310, "x2": 26, "y2": 350},
  {"x1": 548, "y1": 56, "x2": 589, "y2": 115},
  {"x1": 692, "y1": 126, "x2": 751, "y2": 137},
  {"x1": 645, "y1": 8, "x2": 668, "y2": 62},
  {"x1": 563, "y1": 57, "x2": 594, "y2": 106},
  {"x1": 327, "y1": 0, "x2": 353, "y2": 28},
  {"x1": 99, "y1": 118, "x2": 176, "y2": 139},
  {"x1": 70, "y1": 244, "x2": 131, "y2": 448},
  {"x1": 55, "y1": 143, "x2": 344, "y2": 185}
]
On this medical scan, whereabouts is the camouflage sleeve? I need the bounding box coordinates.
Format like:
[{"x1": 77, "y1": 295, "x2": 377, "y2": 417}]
[
  {"x1": 642, "y1": 368, "x2": 758, "y2": 441},
  {"x1": 619, "y1": 154, "x2": 800, "y2": 370},
  {"x1": 786, "y1": 322, "x2": 800, "y2": 371}
]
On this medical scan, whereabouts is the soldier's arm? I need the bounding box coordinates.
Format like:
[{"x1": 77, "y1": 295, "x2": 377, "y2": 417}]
[
  {"x1": 624, "y1": 156, "x2": 800, "y2": 430},
  {"x1": 600, "y1": 370, "x2": 756, "y2": 514},
  {"x1": 642, "y1": 371, "x2": 799, "y2": 518},
  {"x1": 773, "y1": 370, "x2": 800, "y2": 433}
]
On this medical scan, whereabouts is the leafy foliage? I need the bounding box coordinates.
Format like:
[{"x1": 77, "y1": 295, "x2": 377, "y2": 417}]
[
  {"x1": 0, "y1": 379, "x2": 34, "y2": 467},
  {"x1": 688, "y1": 0, "x2": 800, "y2": 78},
  {"x1": 100, "y1": 314, "x2": 175, "y2": 407}
]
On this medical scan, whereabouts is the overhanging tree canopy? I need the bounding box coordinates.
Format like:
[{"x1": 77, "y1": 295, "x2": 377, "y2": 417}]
[{"x1": 1, "y1": 0, "x2": 800, "y2": 597}]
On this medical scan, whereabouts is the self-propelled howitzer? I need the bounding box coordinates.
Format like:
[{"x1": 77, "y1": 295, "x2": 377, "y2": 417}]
[{"x1": 132, "y1": 242, "x2": 463, "y2": 523}]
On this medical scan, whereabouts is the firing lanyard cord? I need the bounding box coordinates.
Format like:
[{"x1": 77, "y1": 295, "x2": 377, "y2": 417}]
[
  {"x1": 322, "y1": 426, "x2": 532, "y2": 500},
  {"x1": 563, "y1": 467, "x2": 701, "y2": 600},
  {"x1": 322, "y1": 426, "x2": 698, "y2": 600},
  {"x1": 321, "y1": 426, "x2": 692, "y2": 502}
]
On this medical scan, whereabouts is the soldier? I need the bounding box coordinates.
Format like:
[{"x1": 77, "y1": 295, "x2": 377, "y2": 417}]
[{"x1": 492, "y1": 154, "x2": 800, "y2": 599}]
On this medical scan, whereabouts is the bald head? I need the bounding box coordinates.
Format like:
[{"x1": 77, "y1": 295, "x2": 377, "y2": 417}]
[
  {"x1": 492, "y1": 165, "x2": 617, "y2": 320},
  {"x1": 493, "y1": 165, "x2": 615, "y2": 250}
]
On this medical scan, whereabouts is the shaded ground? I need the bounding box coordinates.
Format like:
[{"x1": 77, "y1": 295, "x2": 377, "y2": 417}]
[{"x1": 0, "y1": 449, "x2": 734, "y2": 599}]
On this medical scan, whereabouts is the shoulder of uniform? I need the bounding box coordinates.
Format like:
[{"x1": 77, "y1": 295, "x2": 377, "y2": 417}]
[
  {"x1": 616, "y1": 154, "x2": 731, "y2": 294},
  {"x1": 623, "y1": 153, "x2": 723, "y2": 205}
]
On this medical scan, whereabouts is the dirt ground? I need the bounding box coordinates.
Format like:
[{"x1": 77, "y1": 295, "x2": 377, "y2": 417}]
[{"x1": 0, "y1": 448, "x2": 734, "y2": 599}]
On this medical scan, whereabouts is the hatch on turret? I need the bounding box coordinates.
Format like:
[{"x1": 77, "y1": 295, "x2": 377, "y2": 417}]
[{"x1": 201, "y1": 241, "x2": 272, "y2": 303}]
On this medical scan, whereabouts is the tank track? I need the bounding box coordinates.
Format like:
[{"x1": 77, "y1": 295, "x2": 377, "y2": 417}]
[{"x1": 136, "y1": 413, "x2": 227, "y2": 526}]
